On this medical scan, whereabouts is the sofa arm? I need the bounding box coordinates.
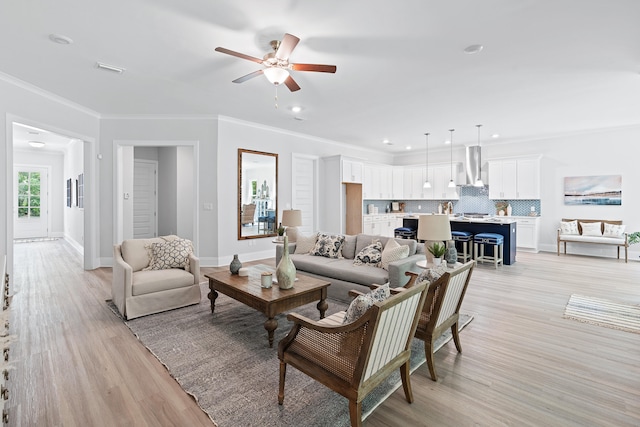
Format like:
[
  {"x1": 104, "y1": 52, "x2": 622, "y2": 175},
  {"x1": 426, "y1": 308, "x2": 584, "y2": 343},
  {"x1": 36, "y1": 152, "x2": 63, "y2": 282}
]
[
  {"x1": 112, "y1": 245, "x2": 133, "y2": 317},
  {"x1": 188, "y1": 253, "x2": 201, "y2": 284},
  {"x1": 275, "y1": 242, "x2": 298, "y2": 267},
  {"x1": 387, "y1": 254, "x2": 424, "y2": 288}
]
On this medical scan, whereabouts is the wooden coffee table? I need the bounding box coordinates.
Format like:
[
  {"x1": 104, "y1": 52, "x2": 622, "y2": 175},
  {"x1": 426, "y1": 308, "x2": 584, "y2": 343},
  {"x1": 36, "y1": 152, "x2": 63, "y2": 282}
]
[{"x1": 205, "y1": 266, "x2": 330, "y2": 347}]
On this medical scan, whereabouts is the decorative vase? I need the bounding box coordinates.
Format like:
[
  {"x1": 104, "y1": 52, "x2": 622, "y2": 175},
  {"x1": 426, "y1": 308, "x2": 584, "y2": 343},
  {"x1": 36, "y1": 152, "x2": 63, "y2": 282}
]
[
  {"x1": 229, "y1": 254, "x2": 242, "y2": 275},
  {"x1": 276, "y1": 236, "x2": 296, "y2": 290},
  {"x1": 445, "y1": 240, "x2": 458, "y2": 267},
  {"x1": 506, "y1": 204, "x2": 512, "y2": 216}
]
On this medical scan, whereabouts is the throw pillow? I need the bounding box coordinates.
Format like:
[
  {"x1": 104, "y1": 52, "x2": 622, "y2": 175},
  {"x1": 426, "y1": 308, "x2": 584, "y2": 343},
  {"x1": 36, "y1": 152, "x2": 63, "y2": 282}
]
[
  {"x1": 580, "y1": 222, "x2": 603, "y2": 236},
  {"x1": 353, "y1": 241, "x2": 383, "y2": 267},
  {"x1": 416, "y1": 264, "x2": 447, "y2": 286},
  {"x1": 603, "y1": 223, "x2": 626, "y2": 237},
  {"x1": 310, "y1": 233, "x2": 345, "y2": 259},
  {"x1": 144, "y1": 238, "x2": 193, "y2": 271},
  {"x1": 294, "y1": 233, "x2": 318, "y2": 254},
  {"x1": 343, "y1": 284, "x2": 390, "y2": 324},
  {"x1": 560, "y1": 220, "x2": 579, "y2": 235},
  {"x1": 381, "y1": 238, "x2": 410, "y2": 271}
]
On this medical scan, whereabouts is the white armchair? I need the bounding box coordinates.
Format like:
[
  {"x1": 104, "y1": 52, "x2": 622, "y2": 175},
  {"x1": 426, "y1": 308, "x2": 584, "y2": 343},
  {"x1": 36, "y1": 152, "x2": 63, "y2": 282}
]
[{"x1": 112, "y1": 235, "x2": 201, "y2": 320}]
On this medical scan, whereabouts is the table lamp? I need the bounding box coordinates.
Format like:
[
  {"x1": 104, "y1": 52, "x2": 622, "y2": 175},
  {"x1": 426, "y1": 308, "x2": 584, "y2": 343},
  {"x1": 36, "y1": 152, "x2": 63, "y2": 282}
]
[
  {"x1": 417, "y1": 214, "x2": 452, "y2": 264},
  {"x1": 281, "y1": 209, "x2": 302, "y2": 243}
]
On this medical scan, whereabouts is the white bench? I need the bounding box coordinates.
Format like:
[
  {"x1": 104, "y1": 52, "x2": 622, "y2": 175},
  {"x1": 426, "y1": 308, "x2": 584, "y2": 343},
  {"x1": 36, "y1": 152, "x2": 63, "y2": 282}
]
[{"x1": 557, "y1": 219, "x2": 628, "y2": 262}]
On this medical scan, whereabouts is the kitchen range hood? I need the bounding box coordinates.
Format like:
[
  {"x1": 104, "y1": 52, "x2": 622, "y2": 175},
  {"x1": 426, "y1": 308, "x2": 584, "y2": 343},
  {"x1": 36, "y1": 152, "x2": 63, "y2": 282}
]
[{"x1": 465, "y1": 145, "x2": 483, "y2": 186}]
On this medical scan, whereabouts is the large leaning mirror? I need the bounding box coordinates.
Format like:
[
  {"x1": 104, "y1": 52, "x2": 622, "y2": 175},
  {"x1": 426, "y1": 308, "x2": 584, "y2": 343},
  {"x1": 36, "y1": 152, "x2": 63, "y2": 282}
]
[{"x1": 238, "y1": 149, "x2": 278, "y2": 240}]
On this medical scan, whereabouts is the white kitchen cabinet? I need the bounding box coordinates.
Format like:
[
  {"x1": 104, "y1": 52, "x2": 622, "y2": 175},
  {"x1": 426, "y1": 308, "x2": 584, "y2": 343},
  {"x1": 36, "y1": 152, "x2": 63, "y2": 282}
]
[
  {"x1": 488, "y1": 157, "x2": 541, "y2": 200},
  {"x1": 402, "y1": 167, "x2": 425, "y2": 200},
  {"x1": 431, "y1": 164, "x2": 460, "y2": 200},
  {"x1": 342, "y1": 159, "x2": 363, "y2": 183},
  {"x1": 362, "y1": 214, "x2": 398, "y2": 237},
  {"x1": 392, "y1": 167, "x2": 404, "y2": 199},
  {"x1": 513, "y1": 216, "x2": 540, "y2": 252},
  {"x1": 363, "y1": 164, "x2": 393, "y2": 199}
]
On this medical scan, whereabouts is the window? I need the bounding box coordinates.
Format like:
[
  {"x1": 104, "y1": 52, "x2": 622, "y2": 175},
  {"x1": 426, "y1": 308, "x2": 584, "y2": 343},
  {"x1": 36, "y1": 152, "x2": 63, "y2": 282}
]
[{"x1": 17, "y1": 171, "x2": 41, "y2": 218}]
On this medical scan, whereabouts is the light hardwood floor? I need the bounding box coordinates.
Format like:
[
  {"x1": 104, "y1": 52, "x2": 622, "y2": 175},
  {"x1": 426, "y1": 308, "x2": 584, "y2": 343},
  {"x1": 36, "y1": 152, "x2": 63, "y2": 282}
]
[{"x1": 7, "y1": 239, "x2": 640, "y2": 426}]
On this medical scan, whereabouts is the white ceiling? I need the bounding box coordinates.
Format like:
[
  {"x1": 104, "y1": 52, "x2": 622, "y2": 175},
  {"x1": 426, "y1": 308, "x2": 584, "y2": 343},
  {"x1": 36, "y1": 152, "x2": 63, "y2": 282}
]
[{"x1": 3, "y1": 0, "x2": 640, "y2": 152}]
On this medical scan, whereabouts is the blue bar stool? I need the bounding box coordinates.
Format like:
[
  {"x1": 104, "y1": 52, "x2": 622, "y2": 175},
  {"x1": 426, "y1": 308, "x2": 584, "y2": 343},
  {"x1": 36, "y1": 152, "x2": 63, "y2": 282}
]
[
  {"x1": 451, "y1": 230, "x2": 473, "y2": 263},
  {"x1": 394, "y1": 227, "x2": 417, "y2": 240},
  {"x1": 474, "y1": 233, "x2": 504, "y2": 268}
]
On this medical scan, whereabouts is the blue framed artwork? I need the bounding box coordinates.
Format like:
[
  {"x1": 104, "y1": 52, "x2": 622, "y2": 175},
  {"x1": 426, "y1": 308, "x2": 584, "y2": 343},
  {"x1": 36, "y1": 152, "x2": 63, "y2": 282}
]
[{"x1": 564, "y1": 175, "x2": 622, "y2": 205}]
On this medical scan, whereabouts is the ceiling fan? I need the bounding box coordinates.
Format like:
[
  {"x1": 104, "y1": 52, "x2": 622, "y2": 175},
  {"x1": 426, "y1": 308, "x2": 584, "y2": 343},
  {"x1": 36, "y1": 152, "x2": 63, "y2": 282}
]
[{"x1": 215, "y1": 33, "x2": 337, "y2": 92}]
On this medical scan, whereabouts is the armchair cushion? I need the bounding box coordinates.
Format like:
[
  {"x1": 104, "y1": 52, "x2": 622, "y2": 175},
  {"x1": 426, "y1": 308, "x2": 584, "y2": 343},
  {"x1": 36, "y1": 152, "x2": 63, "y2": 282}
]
[
  {"x1": 132, "y1": 268, "x2": 197, "y2": 296},
  {"x1": 144, "y1": 238, "x2": 193, "y2": 271},
  {"x1": 343, "y1": 283, "x2": 390, "y2": 324}
]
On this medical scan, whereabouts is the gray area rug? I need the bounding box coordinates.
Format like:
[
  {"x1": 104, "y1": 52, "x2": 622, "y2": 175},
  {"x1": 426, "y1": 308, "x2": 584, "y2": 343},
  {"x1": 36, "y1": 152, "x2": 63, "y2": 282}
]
[
  {"x1": 109, "y1": 283, "x2": 473, "y2": 427},
  {"x1": 564, "y1": 294, "x2": 640, "y2": 334}
]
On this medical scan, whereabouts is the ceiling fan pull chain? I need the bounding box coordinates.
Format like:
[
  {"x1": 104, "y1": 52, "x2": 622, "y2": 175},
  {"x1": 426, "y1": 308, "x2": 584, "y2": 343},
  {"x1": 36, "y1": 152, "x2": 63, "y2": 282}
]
[{"x1": 274, "y1": 85, "x2": 279, "y2": 109}]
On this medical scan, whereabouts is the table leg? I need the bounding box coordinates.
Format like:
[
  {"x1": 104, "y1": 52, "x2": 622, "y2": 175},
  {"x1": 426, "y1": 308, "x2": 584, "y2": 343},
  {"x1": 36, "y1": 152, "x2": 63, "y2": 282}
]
[
  {"x1": 208, "y1": 284, "x2": 218, "y2": 313},
  {"x1": 317, "y1": 297, "x2": 328, "y2": 319},
  {"x1": 264, "y1": 317, "x2": 278, "y2": 348}
]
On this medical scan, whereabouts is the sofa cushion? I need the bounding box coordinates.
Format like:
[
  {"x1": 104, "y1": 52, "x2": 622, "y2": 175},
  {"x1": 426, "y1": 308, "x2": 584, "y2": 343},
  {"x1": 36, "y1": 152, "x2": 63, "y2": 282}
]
[
  {"x1": 291, "y1": 255, "x2": 389, "y2": 287},
  {"x1": 381, "y1": 238, "x2": 410, "y2": 271},
  {"x1": 355, "y1": 234, "x2": 417, "y2": 257},
  {"x1": 558, "y1": 234, "x2": 625, "y2": 244},
  {"x1": 560, "y1": 220, "x2": 579, "y2": 235},
  {"x1": 294, "y1": 233, "x2": 318, "y2": 254},
  {"x1": 310, "y1": 233, "x2": 345, "y2": 258},
  {"x1": 353, "y1": 241, "x2": 382, "y2": 267},
  {"x1": 340, "y1": 235, "x2": 358, "y2": 259},
  {"x1": 132, "y1": 268, "x2": 195, "y2": 296},
  {"x1": 144, "y1": 238, "x2": 193, "y2": 271},
  {"x1": 121, "y1": 236, "x2": 167, "y2": 272},
  {"x1": 580, "y1": 222, "x2": 602, "y2": 236}
]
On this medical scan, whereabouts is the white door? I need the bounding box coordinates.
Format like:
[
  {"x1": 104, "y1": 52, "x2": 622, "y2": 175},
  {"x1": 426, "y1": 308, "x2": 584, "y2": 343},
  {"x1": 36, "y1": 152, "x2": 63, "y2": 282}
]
[
  {"x1": 292, "y1": 154, "x2": 317, "y2": 234},
  {"x1": 14, "y1": 166, "x2": 49, "y2": 239},
  {"x1": 133, "y1": 160, "x2": 157, "y2": 238}
]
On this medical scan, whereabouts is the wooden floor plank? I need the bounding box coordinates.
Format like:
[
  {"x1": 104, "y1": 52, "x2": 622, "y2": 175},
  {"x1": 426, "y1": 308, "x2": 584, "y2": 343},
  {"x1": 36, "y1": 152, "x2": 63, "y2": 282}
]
[{"x1": 7, "y1": 239, "x2": 640, "y2": 426}]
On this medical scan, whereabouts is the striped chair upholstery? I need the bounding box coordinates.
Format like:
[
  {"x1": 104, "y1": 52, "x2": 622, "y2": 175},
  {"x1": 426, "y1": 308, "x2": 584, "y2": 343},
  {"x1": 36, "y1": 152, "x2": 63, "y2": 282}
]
[
  {"x1": 277, "y1": 281, "x2": 428, "y2": 427},
  {"x1": 404, "y1": 260, "x2": 475, "y2": 381}
]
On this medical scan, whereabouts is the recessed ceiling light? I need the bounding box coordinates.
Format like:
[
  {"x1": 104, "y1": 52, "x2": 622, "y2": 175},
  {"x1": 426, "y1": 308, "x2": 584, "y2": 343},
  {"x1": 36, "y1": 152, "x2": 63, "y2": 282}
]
[
  {"x1": 382, "y1": 139, "x2": 392, "y2": 145},
  {"x1": 28, "y1": 141, "x2": 45, "y2": 148},
  {"x1": 291, "y1": 106, "x2": 302, "y2": 113},
  {"x1": 406, "y1": 146, "x2": 411, "y2": 150},
  {"x1": 49, "y1": 34, "x2": 73, "y2": 45},
  {"x1": 95, "y1": 62, "x2": 126, "y2": 74},
  {"x1": 492, "y1": 134, "x2": 500, "y2": 139},
  {"x1": 464, "y1": 44, "x2": 484, "y2": 54}
]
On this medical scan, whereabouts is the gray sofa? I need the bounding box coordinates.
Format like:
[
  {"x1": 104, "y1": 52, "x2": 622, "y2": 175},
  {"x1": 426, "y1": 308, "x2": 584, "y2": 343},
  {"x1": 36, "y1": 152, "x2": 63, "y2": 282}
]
[{"x1": 275, "y1": 233, "x2": 424, "y2": 302}]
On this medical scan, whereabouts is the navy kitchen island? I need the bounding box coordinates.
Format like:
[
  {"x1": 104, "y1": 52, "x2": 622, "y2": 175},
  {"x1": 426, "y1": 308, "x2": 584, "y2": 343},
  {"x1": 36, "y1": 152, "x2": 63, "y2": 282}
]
[{"x1": 450, "y1": 219, "x2": 517, "y2": 265}]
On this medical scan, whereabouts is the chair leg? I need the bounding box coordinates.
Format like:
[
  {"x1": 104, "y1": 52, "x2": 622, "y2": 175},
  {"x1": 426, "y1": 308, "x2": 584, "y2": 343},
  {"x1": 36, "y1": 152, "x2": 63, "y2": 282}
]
[
  {"x1": 451, "y1": 323, "x2": 462, "y2": 353},
  {"x1": 349, "y1": 400, "x2": 363, "y2": 427},
  {"x1": 400, "y1": 361, "x2": 414, "y2": 403},
  {"x1": 424, "y1": 340, "x2": 438, "y2": 381},
  {"x1": 278, "y1": 361, "x2": 287, "y2": 405}
]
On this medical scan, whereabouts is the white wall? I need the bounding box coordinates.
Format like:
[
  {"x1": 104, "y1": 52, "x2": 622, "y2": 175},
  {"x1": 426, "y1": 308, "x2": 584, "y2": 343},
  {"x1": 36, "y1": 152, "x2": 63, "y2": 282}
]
[
  {"x1": 63, "y1": 139, "x2": 84, "y2": 250},
  {"x1": 158, "y1": 146, "x2": 178, "y2": 236}
]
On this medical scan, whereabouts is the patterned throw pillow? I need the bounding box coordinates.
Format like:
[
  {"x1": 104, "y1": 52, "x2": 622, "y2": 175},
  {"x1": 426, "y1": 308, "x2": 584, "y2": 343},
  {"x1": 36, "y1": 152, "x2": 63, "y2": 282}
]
[
  {"x1": 353, "y1": 241, "x2": 383, "y2": 267},
  {"x1": 580, "y1": 222, "x2": 602, "y2": 236},
  {"x1": 416, "y1": 264, "x2": 447, "y2": 286},
  {"x1": 144, "y1": 238, "x2": 193, "y2": 271},
  {"x1": 294, "y1": 233, "x2": 318, "y2": 254},
  {"x1": 381, "y1": 239, "x2": 410, "y2": 271},
  {"x1": 343, "y1": 284, "x2": 390, "y2": 324},
  {"x1": 310, "y1": 233, "x2": 345, "y2": 259},
  {"x1": 603, "y1": 223, "x2": 626, "y2": 237},
  {"x1": 560, "y1": 220, "x2": 579, "y2": 235}
]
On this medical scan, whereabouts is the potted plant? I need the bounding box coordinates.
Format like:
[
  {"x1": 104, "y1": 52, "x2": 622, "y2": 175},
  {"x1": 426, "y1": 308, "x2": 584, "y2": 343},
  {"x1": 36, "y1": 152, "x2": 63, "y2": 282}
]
[
  {"x1": 629, "y1": 231, "x2": 640, "y2": 246},
  {"x1": 427, "y1": 242, "x2": 447, "y2": 265},
  {"x1": 276, "y1": 223, "x2": 286, "y2": 241}
]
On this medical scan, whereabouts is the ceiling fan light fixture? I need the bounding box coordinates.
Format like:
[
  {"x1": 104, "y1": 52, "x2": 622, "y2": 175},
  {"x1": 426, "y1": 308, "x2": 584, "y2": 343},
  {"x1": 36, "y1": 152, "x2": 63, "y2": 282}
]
[
  {"x1": 263, "y1": 67, "x2": 289, "y2": 85},
  {"x1": 28, "y1": 141, "x2": 45, "y2": 148}
]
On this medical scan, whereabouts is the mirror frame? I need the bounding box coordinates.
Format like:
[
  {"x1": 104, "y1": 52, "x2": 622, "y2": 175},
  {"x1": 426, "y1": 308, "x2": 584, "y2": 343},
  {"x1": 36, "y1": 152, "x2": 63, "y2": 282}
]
[{"x1": 237, "y1": 148, "x2": 278, "y2": 240}]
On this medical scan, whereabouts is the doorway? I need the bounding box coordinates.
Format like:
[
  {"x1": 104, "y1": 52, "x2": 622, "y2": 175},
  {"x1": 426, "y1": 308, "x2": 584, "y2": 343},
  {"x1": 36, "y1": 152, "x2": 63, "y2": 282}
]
[
  {"x1": 291, "y1": 154, "x2": 318, "y2": 234},
  {"x1": 13, "y1": 166, "x2": 49, "y2": 239},
  {"x1": 133, "y1": 160, "x2": 158, "y2": 239}
]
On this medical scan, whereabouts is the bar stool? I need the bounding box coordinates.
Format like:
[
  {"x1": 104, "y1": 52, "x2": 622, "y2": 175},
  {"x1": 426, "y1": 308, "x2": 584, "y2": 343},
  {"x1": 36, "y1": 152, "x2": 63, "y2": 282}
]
[
  {"x1": 394, "y1": 227, "x2": 417, "y2": 240},
  {"x1": 474, "y1": 233, "x2": 504, "y2": 268},
  {"x1": 451, "y1": 231, "x2": 473, "y2": 263}
]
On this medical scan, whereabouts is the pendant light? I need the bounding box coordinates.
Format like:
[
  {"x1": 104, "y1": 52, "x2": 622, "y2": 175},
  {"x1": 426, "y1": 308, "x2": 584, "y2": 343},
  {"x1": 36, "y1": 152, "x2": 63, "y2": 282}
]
[
  {"x1": 474, "y1": 124, "x2": 484, "y2": 187},
  {"x1": 448, "y1": 129, "x2": 456, "y2": 188},
  {"x1": 423, "y1": 133, "x2": 431, "y2": 189}
]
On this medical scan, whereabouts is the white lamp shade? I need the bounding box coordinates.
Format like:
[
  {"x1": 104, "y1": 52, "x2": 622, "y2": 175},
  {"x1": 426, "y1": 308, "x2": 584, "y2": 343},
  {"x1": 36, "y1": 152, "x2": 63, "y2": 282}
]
[
  {"x1": 263, "y1": 67, "x2": 289, "y2": 84},
  {"x1": 281, "y1": 209, "x2": 302, "y2": 227},
  {"x1": 417, "y1": 214, "x2": 452, "y2": 242}
]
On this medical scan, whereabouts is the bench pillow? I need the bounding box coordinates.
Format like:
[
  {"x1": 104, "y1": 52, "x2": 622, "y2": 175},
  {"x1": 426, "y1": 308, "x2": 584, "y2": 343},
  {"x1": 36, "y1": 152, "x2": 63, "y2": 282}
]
[
  {"x1": 603, "y1": 223, "x2": 626, "y2": 238},
  {"x1": 560, "y1": 220, "x2": 579, "y2": 235},
  {"x1": 580, "y1": 222, "x2": 602, "y2": 236}
]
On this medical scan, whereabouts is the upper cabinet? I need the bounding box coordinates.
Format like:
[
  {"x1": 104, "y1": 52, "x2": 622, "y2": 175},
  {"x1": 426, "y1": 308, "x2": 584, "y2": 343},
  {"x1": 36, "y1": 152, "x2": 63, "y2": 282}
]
[
  {"x1": 398, "y1": 163, "x2": 460, "y2": 200},
  {"x1": 363, "y1": 164, "x2": 392, "y2": 199},
  {"x1": 488, "y1": 156, "x2": 541, "y2": 199},
  {"x1": 342, "y1": 159, "x2": 363, "y2": 183}
]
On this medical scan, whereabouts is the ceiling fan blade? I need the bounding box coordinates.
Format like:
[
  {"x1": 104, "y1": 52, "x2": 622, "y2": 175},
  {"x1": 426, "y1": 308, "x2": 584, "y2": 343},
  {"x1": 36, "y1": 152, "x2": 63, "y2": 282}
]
[
  {"x1": 290, "y1": 63, "x2": 337, "y2": 73},
  {"x1": 283, "y1": 75, "x2": 301, "y2": 92},
  {"x1": 232, "y1": 69, "x2": 264, "y2": 83},
  {"x1": 215, "y1": 47, "x2": 263, "y2": 64},
  {"x1": 275, "y1": 33, "x2": 300, "y2": 61}
]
